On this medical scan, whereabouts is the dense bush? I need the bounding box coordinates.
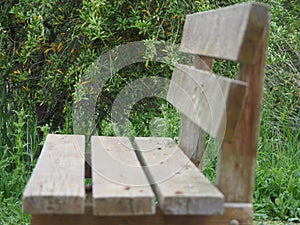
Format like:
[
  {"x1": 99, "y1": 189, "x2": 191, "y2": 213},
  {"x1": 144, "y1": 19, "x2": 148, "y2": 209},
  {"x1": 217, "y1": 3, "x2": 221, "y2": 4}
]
[{"x1": 0, "y1": 0, "x2": 299, "y2": 224}]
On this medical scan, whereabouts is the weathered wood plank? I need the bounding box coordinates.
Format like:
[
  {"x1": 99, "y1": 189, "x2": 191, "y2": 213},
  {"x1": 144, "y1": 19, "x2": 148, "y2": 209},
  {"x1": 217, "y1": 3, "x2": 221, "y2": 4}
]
[
  {"x1": 178, "y1": 56, "x2": 212, "y2": 169},
  {"x1": 178, "y1": 114, "x2": 204, "y2": 165},
  {"x1": 167, "y1": 64, "x2": 246, "y2": 142},
  {"x1": 216, "y1": 16, "x2": 270, "y2": 202},
  {"x1": 134, "y1": 137, "x2": 224, "y2": 215},
  {"x1": 91, "y1": 136, "x2": 155, "y2": 215},
  {"x1": 180, "y1": 3, "x2": 269, "y2": 63},
  {"x1": 22, "y1": 134, "x2": 85, "y2": 214},
  {"x1": 31, "y1": 202, "x2": 253, "y2": 225}
]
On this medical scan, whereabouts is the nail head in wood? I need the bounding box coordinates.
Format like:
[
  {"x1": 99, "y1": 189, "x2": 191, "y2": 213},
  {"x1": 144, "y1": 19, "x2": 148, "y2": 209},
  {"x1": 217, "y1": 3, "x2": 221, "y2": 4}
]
[{"x1": 230, "y1": 219, "x2": 240, "y2": 225}]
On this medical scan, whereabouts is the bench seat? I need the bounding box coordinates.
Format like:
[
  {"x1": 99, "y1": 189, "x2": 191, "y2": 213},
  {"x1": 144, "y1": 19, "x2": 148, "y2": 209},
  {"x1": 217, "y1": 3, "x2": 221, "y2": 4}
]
[{"x1": 23, "y1": 134, "x2": 224, "y2": 216}]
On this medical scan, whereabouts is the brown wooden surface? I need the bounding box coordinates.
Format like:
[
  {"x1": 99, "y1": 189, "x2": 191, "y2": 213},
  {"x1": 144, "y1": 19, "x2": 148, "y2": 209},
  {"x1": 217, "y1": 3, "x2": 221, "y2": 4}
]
[
  {"x1": 31, "y1": 203, "x2": 253, "y2": 225},
  {"x1": 180, "y1": 3, "x2": 269, "y2": 63},
  {"x1": 178, "y1": 56, "x2": 212, "y2": 169},
  {"x1": 23, "y1": 134, "x2": 85, "y2": 214},
  {"x1": 91, "y1": 136, "x2": 155, "y2": 215},
  {"x1": 134, "y1": 137, "x2": 224, "y2": 215},
  {"x1": 216, "y1": 17, "x2": 270, "y2": 202},
  {"x1": 178, "y1": 114, "x2": 205, "y2": 164},
  {"x1": 167, "y1": 64, "x2": 247, "y2": 141}
]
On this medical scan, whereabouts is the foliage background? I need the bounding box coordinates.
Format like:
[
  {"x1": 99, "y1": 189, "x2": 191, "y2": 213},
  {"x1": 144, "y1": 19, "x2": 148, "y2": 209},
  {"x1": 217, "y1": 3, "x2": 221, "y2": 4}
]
[{"x1": 0, "y1": 0, "x2": 299, "y2": 224}]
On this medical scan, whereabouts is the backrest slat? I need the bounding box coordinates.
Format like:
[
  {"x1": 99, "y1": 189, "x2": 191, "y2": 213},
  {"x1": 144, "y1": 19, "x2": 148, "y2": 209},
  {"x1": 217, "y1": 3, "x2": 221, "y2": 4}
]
[
  {"x1": 167, "y1": 64, "x2": 247, "y2": 142},
  {"x1": 180, "y1": 3, "x2": 269, "y2": 63}
]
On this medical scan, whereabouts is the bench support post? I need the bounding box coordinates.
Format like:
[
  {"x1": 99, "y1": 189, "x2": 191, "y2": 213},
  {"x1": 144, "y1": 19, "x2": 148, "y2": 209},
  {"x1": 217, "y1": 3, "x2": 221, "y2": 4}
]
[
  {"x1": 179, "y1": 56, "x2": 213, "y2": 169},
  {"x1": 216, "y1": 18, "x2": 270, "y2": 202}
]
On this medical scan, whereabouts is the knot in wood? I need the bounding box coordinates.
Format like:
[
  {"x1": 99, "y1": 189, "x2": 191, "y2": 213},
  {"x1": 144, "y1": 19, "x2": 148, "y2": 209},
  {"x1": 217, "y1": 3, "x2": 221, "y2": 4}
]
[{"x1": 230, "y1": 219, "x2": 239, "y2": 225}]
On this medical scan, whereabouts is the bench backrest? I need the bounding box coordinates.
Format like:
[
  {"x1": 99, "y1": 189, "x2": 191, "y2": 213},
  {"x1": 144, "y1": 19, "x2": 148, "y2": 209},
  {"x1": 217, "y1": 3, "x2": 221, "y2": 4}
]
[{"x1": 167, "y1": 2, "x2": 270, "y2": 202}]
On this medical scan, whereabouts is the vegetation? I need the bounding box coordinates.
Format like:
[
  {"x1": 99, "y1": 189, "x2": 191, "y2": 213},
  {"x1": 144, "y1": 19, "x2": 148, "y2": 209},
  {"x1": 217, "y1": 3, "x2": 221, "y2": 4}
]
[{"x1": 0, "y1": 0, "x2": 299, "y2": 224}]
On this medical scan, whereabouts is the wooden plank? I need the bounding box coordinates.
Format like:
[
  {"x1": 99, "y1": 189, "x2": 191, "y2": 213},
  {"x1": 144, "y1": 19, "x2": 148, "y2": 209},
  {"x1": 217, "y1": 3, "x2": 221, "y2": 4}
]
[
  {"x1": 22, "y1": 134, "x2": 85, "y2": 214},
  {"x1": 178, "y1": 114, "x2": 204, "y2": 165},
  {"x1": 91, "y1": 136, "x2": 155, "y2": 215},
  {"x1": 167, "y1": 64, "x2": 246, "y2": 142},
  {"x1": 180, "y1": 2, "x2": 269, "y2": 63},
  {"x1": 134, "y1": 137, "x2": 224, "y2": 215},
  {"x1": 178, "y1": 56, "x2": 212, "y2": 169},
  {"x1": 31, "y1": 202, "x2": 253, "y2": 225},
  {"x1": 216, "y1": 16, "x2": 270, "y2": 202}
]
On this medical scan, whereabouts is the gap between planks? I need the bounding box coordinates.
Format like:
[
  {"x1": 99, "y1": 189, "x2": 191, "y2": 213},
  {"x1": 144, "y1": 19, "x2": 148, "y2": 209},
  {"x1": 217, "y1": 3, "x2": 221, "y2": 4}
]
[{"x1": 91, "y1": 136, "x2": 155, "y2": 216}]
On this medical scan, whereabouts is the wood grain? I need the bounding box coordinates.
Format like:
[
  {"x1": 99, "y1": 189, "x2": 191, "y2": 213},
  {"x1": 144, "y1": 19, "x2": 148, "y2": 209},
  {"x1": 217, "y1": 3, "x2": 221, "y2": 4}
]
[
  {"x1": 22, "y1": 134, "x2": 85, "y2": 214},
  {"x1": 134, "y1": 137, "x2": 224, "y2": 215},
  {"x1": 31, "y1": 202, "x2": 253, "y2": 225},
  {"x1": 167, "y1": 64, "x2": 246, "y2": 141},
  {"x1": 180, "y1": 3, "x2": 269, "y2": 63},
  {"x1": 91, "y1": 136, "x2": 155, "y2": 215},
  {"x1": 178, "y1": 56, "x2": 212, "y2": 169},
  {"x1": 178, "y1": 114, "x2": 205, "y2": 165},
  {"x1": 216, "y1": 17, "x2": 270, "y2": 202}
]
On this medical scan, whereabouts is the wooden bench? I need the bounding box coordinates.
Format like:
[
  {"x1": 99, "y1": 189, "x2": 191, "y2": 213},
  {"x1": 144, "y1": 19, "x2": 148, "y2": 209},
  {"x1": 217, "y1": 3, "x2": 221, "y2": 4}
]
[{"x1": 23, "y1": 3, "x2": 270, "y2": 225}]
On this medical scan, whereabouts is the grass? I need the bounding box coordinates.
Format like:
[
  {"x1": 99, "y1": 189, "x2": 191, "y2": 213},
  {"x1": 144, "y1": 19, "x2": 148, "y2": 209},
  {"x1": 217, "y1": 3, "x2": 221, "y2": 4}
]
[
  {"x1": 254, "y1": 221, "x2": 299, "y2": 225},
  {"x1": 253, "y1": 124, "x2": 300, "y2": 221}
]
